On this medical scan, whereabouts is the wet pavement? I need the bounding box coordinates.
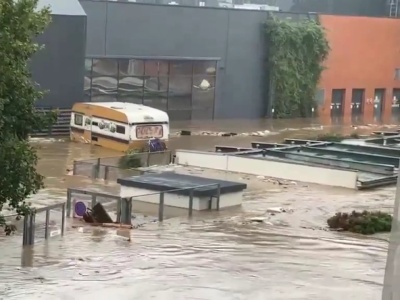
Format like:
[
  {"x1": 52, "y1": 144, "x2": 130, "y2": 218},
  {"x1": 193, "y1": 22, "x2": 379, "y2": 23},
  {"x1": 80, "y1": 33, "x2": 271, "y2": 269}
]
[{"x1": 0, "y1": 118, "x2": 398, "y2": 299}]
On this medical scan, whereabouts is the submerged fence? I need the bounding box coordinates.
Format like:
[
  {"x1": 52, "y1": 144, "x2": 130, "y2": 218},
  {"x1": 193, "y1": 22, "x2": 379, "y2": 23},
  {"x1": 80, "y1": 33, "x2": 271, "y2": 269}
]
[
  {"x1": 16, "y1": 182, "x2": 221, "y2": 246},
  {"x1": 143, "y1": 183, "x2": 222, "y2": 222},
  {"x1": 22, "y1": 203, "x2": 66, "y2": 246},
  {"x1": 72, "y1": 151, "x2": 172, "y2": 181},
  {"x1": 67, "y1": 184, "x2": 221, "y2": 224},
  {"x1": 66, "y1": 188, "x2": 133, "y2": 225}
]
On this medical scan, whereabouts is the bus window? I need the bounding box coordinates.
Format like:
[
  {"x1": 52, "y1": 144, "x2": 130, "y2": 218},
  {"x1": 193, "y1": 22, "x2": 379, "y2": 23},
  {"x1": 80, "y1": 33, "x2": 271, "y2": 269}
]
[
  {"x1": 116, "y1": 125, "x2": 125, "y2": 134},
  {"x1": 74, "y1": 114, "x2": 83, "y2": 126}
]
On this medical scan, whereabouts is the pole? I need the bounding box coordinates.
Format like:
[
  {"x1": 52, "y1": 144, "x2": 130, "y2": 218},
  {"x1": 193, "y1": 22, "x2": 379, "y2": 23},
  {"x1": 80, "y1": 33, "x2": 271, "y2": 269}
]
[
  {"x1": 158, "y1": 192, "x2": 164, "y2": 222},
  {"x1": 188, "y1": 189, "x2": 194, "y2": 217},
  {"x1": 44, "y1": 210, "x2": 50, "y2": 239},
  {"x1": 91, "y1": 194, "x2": 96, "y2": 208},
  {"x1": 66, "y1": 189, "x2": 72, "y2": 217},
  {"x1": 382, "y1": 166, "x2": 400, "y2": 299},
  {"x1": 61, "y1": 203, "x2": 66, "y2": 236},
  {"x1": 73, "y1": 161, "x2": 77, "y2": 175},
  {"x1": 216, "y1": 184, "x2": 221, "y2": 211},
  {"x1": 104, "y1": 165, "x2": 109, "y2": 180}
]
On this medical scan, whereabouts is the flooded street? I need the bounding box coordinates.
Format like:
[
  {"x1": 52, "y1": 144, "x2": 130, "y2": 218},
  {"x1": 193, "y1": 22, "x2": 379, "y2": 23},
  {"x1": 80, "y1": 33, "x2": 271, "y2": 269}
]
[{"x1": 0, "y1": 118, "x2": 397, "y2": 299}]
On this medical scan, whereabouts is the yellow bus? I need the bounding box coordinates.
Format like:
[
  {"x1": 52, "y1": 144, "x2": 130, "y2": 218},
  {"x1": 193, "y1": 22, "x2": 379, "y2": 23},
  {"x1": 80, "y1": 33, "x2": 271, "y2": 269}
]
[{"x1": 70, "y1": 102, "x2": 169, "y2": 152}]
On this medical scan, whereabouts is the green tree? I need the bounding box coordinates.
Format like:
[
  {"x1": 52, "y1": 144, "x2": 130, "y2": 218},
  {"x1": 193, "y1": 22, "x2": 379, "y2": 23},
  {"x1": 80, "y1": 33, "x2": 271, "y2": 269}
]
[{"x1": 0, "y1": 0, "x2": 56, "y2": 234}]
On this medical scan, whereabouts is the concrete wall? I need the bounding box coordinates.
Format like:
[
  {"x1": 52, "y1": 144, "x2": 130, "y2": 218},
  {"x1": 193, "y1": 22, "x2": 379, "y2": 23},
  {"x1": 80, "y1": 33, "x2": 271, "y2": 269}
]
[
  {"x1": 86, "y1": 0, "x2": 388, "y2": 17},
  {"x1": 175, "y1": 149, "x2": 359, "y2": 189},
  {"x1": 80, "y1": 1, "x2": 304, "y2": 118},
  {"x1": 119, "y1": 186, "x2": 243, "y2": 210}
]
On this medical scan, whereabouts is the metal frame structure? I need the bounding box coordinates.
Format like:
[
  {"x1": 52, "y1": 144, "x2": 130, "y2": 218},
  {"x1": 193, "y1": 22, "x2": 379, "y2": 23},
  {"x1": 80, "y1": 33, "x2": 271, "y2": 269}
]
[
  {"x1": 85, "y1": 57, "x2": 218, "y2": 120},
  {"x1": 22, "y1": 203, "x2": 66, "y2": 246},
  {"x1": 66, "y1": 188, "x2": 133, "y2": 225},
  {"x1": 72, "y1": 150, "x2": 173, "y2": 181},
  {"x1": 67, "y1": 184, "x2": 221, "y2": 224},
  {"x1": 21, "y1": 182, "x2": 221, "y2": 246},
  {"x1": 214, "y1": 139, "x2": 400, "y2": 189}
]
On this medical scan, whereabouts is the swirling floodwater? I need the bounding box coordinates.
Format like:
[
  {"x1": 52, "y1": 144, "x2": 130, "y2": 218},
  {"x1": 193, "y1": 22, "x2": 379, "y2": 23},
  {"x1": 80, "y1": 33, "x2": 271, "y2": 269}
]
[{"x1": 0, "y1": 118, "x2": 396, "y2": 300}]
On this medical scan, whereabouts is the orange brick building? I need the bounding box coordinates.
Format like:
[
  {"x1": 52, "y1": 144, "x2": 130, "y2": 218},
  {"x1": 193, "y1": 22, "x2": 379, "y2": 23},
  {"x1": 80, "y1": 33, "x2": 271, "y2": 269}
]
[{"x1": 318, "y1": 15, "x2": 400, "y2": 121}]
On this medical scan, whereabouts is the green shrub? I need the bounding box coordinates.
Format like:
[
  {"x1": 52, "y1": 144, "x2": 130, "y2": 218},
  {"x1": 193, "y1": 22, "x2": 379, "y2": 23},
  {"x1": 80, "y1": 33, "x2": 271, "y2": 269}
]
[
  {"x1": 327, "y1": 210, "x2": 392, "y2": 235},
  {"x1": 118, "y1": 150, "x2": 142, "y2": 169},
  {"x1": 313, "y1": 132, "x2": 360, "y2": 142}
]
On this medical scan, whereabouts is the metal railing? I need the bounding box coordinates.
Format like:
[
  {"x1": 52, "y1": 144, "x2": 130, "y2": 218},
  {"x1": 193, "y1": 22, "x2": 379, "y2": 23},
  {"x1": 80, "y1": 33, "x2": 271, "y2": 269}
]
[
  {"x1": 129, "y1": 183, "x2": 221, "y2": 222},
  {"x1": 66, "y1": 184, "x2": 221, "y2": 223},
  {"x1": 23, "y1": 202, "x2": 66, "y2": 246},
  {"x1": 19, "y1": 182, "x2": 221, "y2": 246},
  {"x1": 72, "y1": 150, "x2": 172, "y2": 181},
  {"x1": 31, "y1": 108, "x2": 71, "y2": 137},
  {"x1": 66, "y1": 188, "x2": 133, "y2": 225}
]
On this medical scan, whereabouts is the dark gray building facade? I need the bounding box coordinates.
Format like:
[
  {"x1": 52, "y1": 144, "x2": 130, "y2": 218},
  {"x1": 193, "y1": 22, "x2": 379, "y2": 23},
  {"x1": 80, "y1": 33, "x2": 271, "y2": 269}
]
[
  {"x1": 33, "y1": 0, "x2": 391, "y2": 120},
  {"x1": 33, "y1": 0, "x2": 87, "y2": 108},
  {"x1": 81, "y1": 1, "x2": 278, "y2": 119}
]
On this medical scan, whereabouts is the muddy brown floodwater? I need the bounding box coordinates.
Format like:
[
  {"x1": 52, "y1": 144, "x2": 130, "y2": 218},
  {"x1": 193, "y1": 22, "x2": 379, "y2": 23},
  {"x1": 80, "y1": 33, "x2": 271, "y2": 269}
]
[{"x1": 0, "y1": 118, "x2": 398, "y2": 300}]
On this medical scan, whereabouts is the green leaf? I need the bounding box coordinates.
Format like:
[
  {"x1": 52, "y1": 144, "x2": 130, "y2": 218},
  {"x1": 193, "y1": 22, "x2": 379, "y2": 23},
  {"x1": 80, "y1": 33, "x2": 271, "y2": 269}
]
[
  {"x1": 265, "y1": 17, "x2": 330, "y2": 118},
  {"x1": 0, "y1": 0, "x2": 55, "y2": 234}
]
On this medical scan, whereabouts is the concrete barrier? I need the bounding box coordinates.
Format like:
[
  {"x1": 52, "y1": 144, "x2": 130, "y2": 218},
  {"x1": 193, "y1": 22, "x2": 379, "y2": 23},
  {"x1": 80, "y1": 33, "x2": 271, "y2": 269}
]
[
  {"x1": 175, "y1": 150, "x2": 358, "y2": 189},
  {"x1": 176, "y1": 150, "x2": 229, "y2": 171}
]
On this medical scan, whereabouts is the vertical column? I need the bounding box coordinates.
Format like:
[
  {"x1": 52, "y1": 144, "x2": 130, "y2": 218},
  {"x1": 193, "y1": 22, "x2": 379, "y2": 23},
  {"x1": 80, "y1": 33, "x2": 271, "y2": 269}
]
[
  {"x1": 343, "y1": 88, "x2": 352, "y2": 118},
  {"x1": 61, "y1": 203, "x2": 66, "y2": 236},
  {"x1": 44, "y1": 210, "x2": 50, "y2": 239},
  {"x1": 66, "y1": 189, "x2": 72, "y2": 217},
  {"x1": 382, "y1": 167, "x2": 400, "y2": 299},
  {"x1": 72, "y1": 161, "x2": 77, "y2": 175},
  {"x1": 120, "y1": 198, "x2": 132, "y2": 225},
  {"x1": 216, "y1": 184, "x2": 221, "y2": 211},
  {"x1": 103, "y1": 166, "x2": 109, "y2": 180},
  {"x1": 363, "y1": 87, "x2": 374, "y2": 120},
  {"x1": 158, "y1": 192, "x2": 165, "y2": 222},
  {"x1": 91, "y1": 194, "x2": 96, "y2": 208},
  {"x1": 188, "y1": 189, "x2": 194, "y2": 217}
]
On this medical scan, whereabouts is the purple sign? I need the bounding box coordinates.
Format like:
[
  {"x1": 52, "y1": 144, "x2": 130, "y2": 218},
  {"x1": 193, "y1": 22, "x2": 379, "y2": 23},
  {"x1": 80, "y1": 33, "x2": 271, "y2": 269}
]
[{"x1": 74, "y1": 201, "x2": 87, "y2": 217}]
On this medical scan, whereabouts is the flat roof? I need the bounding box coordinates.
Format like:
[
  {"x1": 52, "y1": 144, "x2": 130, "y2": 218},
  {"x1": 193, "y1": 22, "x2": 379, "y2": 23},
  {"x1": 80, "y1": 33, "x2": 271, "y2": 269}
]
[
  {"x1": 38, "y1": 0, "x2": 86, "y2": 16},
  {"x1": 117, "y1": 172, "x2": 247, "y2": 197},
  {"x1": 77, "y1": 102, "x2": 169, "y2": 124}
]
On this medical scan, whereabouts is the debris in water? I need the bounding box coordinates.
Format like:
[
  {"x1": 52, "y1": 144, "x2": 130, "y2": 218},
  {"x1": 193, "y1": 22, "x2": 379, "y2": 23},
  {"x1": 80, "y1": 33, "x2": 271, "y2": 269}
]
[
  {"x1": 266, "y1": 207, "x2": 294, "y2": 214},
  {"x1": 249, "y1": 217, "x2": 265, "y2": 223},
  {"x1": 174, "y1": 129, "x2": 274, "y2": 137},
  {"x1": 77, "y1": 203, "x2": 133, "y2": 229}
]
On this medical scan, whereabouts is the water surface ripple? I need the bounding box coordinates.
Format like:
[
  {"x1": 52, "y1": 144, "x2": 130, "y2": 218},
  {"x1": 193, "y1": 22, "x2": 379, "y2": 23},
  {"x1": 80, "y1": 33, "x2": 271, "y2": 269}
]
[{"x1": 0, "y1": 119, "x2": 396, "y2": 299}]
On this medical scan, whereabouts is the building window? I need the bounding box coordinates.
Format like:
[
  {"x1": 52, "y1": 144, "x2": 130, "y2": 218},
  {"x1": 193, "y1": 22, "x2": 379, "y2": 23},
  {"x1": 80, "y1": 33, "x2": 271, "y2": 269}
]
[
  {"x1": 91, "y1": 58, "x2": 118, "y2": 102},
  {"x1": 395, "y1": 68, "x2": 400, "y2": 80},
  {"x1": 118, "y1": 59, "x2": 144, "y2": 104},
  {"x1": 74, "y1": 114, "x2": 83, "y2": 126},
  {"x1": 166, "y1": 60, "x2": 192, "y2": 115},
  {"x1": 84, "y1": 59, "x2": 93, "y2": 102},
  {"x1": 84, "y1": 58, "x2": 217, "y2": 120},
  {"x1": 393, "y1": 88, "x2": 400, "y2": 106},
  {"x1": 330, "y1": 89, "x2": 345, "y2": 118},
  {"x1": 116, "y1": 125, "x2": 125, "y2": 134},
  {"x1": 351, "y1": 88, "x2": 365, "y2": 114},
  {"x1": 192, "y1": 75, "x2": 215, "y2": 119}
]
